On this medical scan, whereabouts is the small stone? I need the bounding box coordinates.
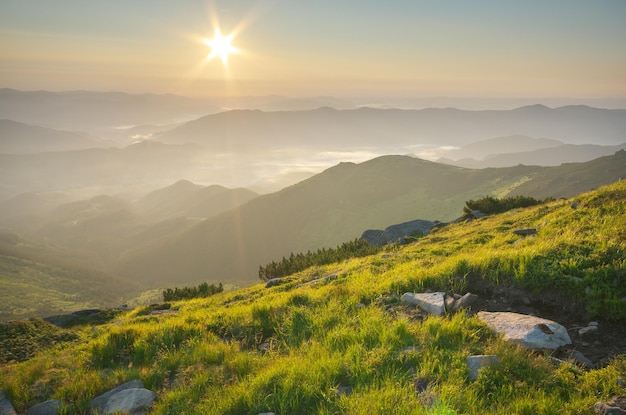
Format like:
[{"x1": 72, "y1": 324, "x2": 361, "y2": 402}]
[
  {"x1": 257, "y1": 341, "x2": 271, "y2": 352},
  {"x1": 589, "y1": 321, "x2": 599, "y2": 327},
  {"x1": 570, "y1": 351, "x2": 594, "y2": 368},
  {"x1": 27, "y1": 400, "x2": 62, "y2": 415},
  {"x1": 0, "y1": 390, "x2": 17, "y2": 415},
  {"x1": 101, "y1": 388, "x2": 156, "y2": 415},
  {"x1": 453, "y1": 292, "x2": 479, "y2": 311},
  {"x1": 401, "y1": 292, "x2": 446, "y2": 315},
  {"x1": 265, "y1": 278, "x2": 281, "y2": 288},
  {"x1": 414, "y1": 378, "x2": 429, "y2": 393},
  {"x1": 549, "y1": 356, "x2": 567, "y2": 367},
  {"x1": 513, "y1": 228, "x2": 537, "y2": 236},
  {"x1": 594, "y1": 395, "x2": 626, "y2": 414},
  {"x1": 398, "y1": 346, "x2": 420, "y2": 355},
  {"x1": 579, "y1": 326, "x2": 598, "y2": 336},
  {"x1": 335, "y1": 386, "x2": 352, "y2": 398},
  {"x1": 467, "y1": 355, "x2": 500, "y2": 381},
  {"x1": 521, "y1": 297, "x2": 532, "y2": 305},
  {"x1": 570, "y1": 201, "x2": 579, "y2": 209},
  {"x1": 90, "y1": 380, "x2": 144, "y2": 414},
  {"x1": 445, "y1": 296, "x2": 456, "y2": 312}
]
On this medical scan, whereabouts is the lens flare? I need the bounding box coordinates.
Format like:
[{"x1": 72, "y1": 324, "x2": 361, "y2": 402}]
[{"x1": 204, "y1": 28, "x2": 238, "y2": 66}]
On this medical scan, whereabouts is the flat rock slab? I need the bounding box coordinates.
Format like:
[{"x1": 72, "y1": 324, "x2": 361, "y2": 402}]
[
  {"x1": 401, "y1": 292, "x2": 446, "y2": 315},
  {"x1": 477, "y1": 311, "x2": 571, "y2": 350}
]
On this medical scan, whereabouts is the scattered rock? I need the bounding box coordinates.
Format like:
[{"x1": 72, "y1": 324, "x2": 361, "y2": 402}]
[
  {"x1": 594, "y1": 395, "x2": 626, "y2": 414},
  {"x1": 570, "y1": 350, "x2": 594, "y2": 368},
  {"x1": 100, "y1": 388, "x2": 156, "y2": 415},
  {"x1": 150, "y1": 309, "x2": 178, "y2": 316},
  {"x1": 257, "y1": 341, "x2": 271, "y2": 352},
  {"x1": 265, "y1": 278, "x2": 282, "y2": 288},
  {"x1": 467, "y1": 355, "x2": 500, "y2": 381},
  {"x1": 335, "y1": 386, "x2": 353, "y2": 398},
  {"x1": 452, "y1": 292, "x2": 479, "y2": 312},
  {"x1": 549, "y1": 356, "x2": 568, "y2": 367},
  {"x1": 513, "y1": 228, "x2": 537, "y2": 236},
  {"x1": 361, "y1": 219, "x2": 442, "y2": 246},
  {"x1": 27, "y1": 400, "x2": 62, "y2": 415},
  {"x1": 0, "y1": 390, "x2": 17, "y2": 415},
  {"x1": 296, "y1": 273, "x2": 339, "y2": 288},
  {"x1": 401, "y1": 292, "x2": 446, "y2": 316},
  {"x1": 445, "y1": 296, "x2": 456, "y2": 312},
  {"x1": 579, "y1": 325, "x2": 599, "y2": 336},
  {"x1": 414, "y1": 378, "x2": 429, "y2": 393},
  {"x1": 571, "y1": 201, "x2": 580, "y2": 209},
  {"x1": 477, "y1": 311, "x2": 571, "y2": 350},
  {"x1": 90, "y1": 380, "x2": 145, "y2": 414}
]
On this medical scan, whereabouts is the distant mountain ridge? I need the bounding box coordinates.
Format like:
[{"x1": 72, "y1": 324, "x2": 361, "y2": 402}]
[
  {"x1": 436, "y1": 135, "x2": 626, "y2": 168},
  {"x1": 136, "y1": 180, "x2": 259, "y2": 221},
  {"x1": 0, "y1": 119, "x2": 107, "y2": 153},
  {"x1": 160, "y1": 105, "x2": 626, "y2": 150}
]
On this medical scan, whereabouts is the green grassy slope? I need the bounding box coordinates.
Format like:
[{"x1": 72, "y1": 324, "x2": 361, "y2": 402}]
[
  {"x1": 0, "y1": 233, "x2": 141, "y2": 321},
  {"x1": 1, "y1": 181, "x2": 624, "y2": 414}
]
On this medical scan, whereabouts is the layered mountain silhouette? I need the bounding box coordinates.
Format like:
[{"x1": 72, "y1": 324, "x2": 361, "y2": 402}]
[
  {"x1": 0, "y1": 119, "x2": 108, "y2": 153},
  {"x1": 137, "y1": 180, "x2": 258, "y2": 221},
  {"x1": 159, "y1": 105, "x2": 626, "y2": 150},
  {"x1": 437, "y1": 135, "x2": 626, "y2": 168}
]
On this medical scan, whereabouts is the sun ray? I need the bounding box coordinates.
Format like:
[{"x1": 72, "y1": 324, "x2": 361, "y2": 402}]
[{"x1": 203, "y1": 28, "x2": 238, "y2": 66}]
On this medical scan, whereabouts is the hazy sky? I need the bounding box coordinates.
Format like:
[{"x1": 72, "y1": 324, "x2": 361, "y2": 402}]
[{"x1": 1, "y1": 0, "x2": 625, "y2": 99}]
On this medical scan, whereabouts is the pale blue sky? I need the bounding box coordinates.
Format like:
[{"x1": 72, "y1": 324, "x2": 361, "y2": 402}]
[{"x1": 1, "y1": 0, "x2": 624, "y2": 98}]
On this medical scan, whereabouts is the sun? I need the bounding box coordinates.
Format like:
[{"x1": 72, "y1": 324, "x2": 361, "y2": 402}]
[{"x1": 203, "y1": 29, "x2": 238, "y2": 66}]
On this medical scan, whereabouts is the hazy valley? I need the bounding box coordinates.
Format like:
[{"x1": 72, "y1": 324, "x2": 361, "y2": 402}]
[{"x1": 1, "y1": 90, "x2": 626, "y2": 321}]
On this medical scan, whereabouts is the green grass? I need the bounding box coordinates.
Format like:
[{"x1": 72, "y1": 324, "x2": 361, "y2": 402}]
[{"x1": 1, "y1": 181, "x2": 625, "y2": 414}]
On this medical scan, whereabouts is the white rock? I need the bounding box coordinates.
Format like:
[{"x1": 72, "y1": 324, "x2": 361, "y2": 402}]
[
  {"x1": 401, "y1": 292, "x2": 446, "y2": 315},
  {"x1": 477, "y1": 311, "x2": 571, "y2": 350}
]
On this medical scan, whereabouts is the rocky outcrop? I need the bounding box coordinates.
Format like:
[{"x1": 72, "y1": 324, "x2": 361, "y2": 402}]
[
  {"x1": 361, "y1": 219, "x2": 442, "y2": 246},
  {"x1": 477, "y1": 311, "x2": 571, "y2": 350}
]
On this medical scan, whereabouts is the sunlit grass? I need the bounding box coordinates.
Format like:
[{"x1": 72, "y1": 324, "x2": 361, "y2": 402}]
[{"x1": 1, "y1": 181, "x2": 625, "y2": 414}]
